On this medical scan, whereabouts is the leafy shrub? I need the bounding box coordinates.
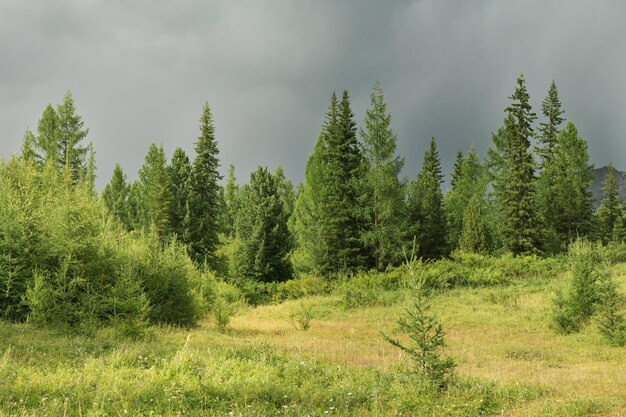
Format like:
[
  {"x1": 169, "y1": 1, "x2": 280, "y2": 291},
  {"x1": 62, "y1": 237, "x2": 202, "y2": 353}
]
[
  {"x1": 289, "y1": 303, "x2": 314, "y2": 331},
  {"x1": 339, "y1": 271, "x2": 402, "y2": 309},
  {"x1": 276, "y1": 275, "x2": 329, "y2": 301}
]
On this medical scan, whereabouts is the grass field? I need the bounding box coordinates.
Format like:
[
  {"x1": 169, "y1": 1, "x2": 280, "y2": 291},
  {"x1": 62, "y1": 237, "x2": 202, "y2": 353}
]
[{"x1": 1, "y1": 264, "x2": 625, "y2": 416}]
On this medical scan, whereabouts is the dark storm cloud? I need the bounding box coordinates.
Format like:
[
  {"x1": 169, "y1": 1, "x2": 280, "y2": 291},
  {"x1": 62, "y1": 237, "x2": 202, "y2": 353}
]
[{"x1": 1, "y1": 0, "x2": 625, "y2": 189}]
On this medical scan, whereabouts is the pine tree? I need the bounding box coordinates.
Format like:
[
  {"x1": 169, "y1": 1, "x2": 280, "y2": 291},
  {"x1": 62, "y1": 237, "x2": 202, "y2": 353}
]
[
  {"x1": 273, "y1": 165, "x2": 296, "y2": 218},
  {"x1": 444, "y1": 146, "x2": 486, "y2": 251},
  {"x1": 168, "y1": 147, "x2": 192, "y2": 239},
  {"x1": 102, "y1": 163, "x2": 130, "y2": 229},
  {"x1": 235, "y1": 167, "x2": 292, "y2": 282},
  {"x1": 450, "y1": 149, "x2": 464, "y2": 188},
  {"x1": 136, "y1": 144, "x2": 172, "y2": 237},
  {"x1": 293, "y1": 91, "x2": 367, "y2": 275},
  {"x1": 224, "y1": 164, "x2": 239, "y2": 236},
  {"x1": 537, "y1": 81, "x2": 565, "y2": 166},
  {"x1": 541, "y1": 122, "x2": 594, "y2": 248},
  {"x1": 489, "y1": 75, "x2": 541, "y2": 255},
  {"x1": 459, "y1": 193, "x2": 487, "y2": 253},
  {"x1": 360, "y1": 83, "x2": 406, "y2": 269},
  {"x1": 408, "y1": 138, "x2": 447, "y2": 259},
  {"x1": 596, "y1": 165, "x2": 622, "y2": 244},
  {"x1": 56, "y1": 91, "x2": 89, "y2": 182},
  {"x1": 187, "y1": 102, "x2": 222, "y2": 267}
]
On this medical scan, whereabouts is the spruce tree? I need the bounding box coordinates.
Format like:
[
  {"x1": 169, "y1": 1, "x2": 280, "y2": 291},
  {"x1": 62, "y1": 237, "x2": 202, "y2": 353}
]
[
  {"x1": 56, "y1": 91, "x2": 89, "y2": 182},
  {"x1": 445, "y1": 146, "x2": 486, "y2": 251},
  {"x1": 360, "y1": 83, "x2": 406, "y2": 269},
  {"x1": 537, "y1": 81, "x2": 565, "y2": 166},
  {"x1": 187, "y1": 102, "x2": 222, "y2": 267},
  {"x1": 224, "y1": 164, "x2": 239, "y2": 236},
  {"x1": 136, "y1": 143, "x2": 172, "y2": 237},
  {"x1": 168, "y1": 147, "x2": 192, "y2": 239},
  {"x1": 489, "y1": 75, "x2": 541, "y2": 255},
  {"x1": 408, "y1": 138, "x2": 447, "y2": 259},
  {"x1": 293, "y1": 91, "x2": 367, "y2": 275},
  {"x1": 102, "y1": 163, "x2": 130, "y2": 229},
  {"x1": 596, "y1": 165, "x2": 622, "y2": 244},
  {"x1": 541, "y1": 122, "x2": 594, "y2": 248},
  {"x1": 450, "y1": 149, "x2": 464, "y2": 188},
  {"x1": 235, "y1": 167, "x2": 292, "y2": 282}
]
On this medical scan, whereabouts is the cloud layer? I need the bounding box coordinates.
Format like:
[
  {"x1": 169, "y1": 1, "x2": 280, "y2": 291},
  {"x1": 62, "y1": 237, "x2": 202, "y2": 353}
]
[{"x1": 1, "y1": 0, "x2": 624, "y2": 188}]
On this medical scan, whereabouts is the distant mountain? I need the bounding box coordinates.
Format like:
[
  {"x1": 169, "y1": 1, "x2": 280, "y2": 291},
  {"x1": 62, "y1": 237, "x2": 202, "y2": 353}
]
[{"x1": 590, "y1": 166, "x2": 626, "y2": 209}]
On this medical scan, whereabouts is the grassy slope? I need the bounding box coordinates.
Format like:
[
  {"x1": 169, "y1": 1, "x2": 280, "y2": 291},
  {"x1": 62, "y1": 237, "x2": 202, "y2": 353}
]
[{"x1": 1, "y1": 265, "x2": 625, "y2": 416}]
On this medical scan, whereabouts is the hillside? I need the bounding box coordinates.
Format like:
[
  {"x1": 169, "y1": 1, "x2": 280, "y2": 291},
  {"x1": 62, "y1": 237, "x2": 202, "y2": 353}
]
[{"x1": 591, "y1": 166, "x2": 626, "y2": 208}]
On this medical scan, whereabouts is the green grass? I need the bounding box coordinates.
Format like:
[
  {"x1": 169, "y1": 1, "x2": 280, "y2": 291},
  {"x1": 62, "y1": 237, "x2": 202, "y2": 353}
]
[{"x1": 1, "y1": 263, "x2": 626, "y2": 416}]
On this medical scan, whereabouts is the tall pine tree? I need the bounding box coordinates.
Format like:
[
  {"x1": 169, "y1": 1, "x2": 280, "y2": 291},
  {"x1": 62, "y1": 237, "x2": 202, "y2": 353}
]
[
  {"x1": 235, "y1": 167, "x2": 292, "y2": 282},
  {"x1": 187, "y1": 102, "x2": 222, "y2": 267},
  {"x1": 489, "y1": 75, "x2": 541, "y2": 255},
  {"x1": 102, "y1": 163, "x2": 130, "y2": 229},
  {"x1": 408, "y1": 138, "x2": 447, "y2": 259},
  {"x1": 168, "y1": 147, "x2": 192, "y2": 240},
  {"x1": 360, "y1": 83, "x2": 406, "y2": 269}
]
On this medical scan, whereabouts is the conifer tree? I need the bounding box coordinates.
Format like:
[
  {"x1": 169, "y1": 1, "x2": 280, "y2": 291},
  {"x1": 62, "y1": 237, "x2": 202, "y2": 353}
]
[
  {"x1": 459, "y1": 193, "x2": 487, "y2": 253},
  {"x1": 408, "y1": 138, "x2": 447, "y2": 259},
  {"x1": 273, "y1": 165, "x2": 296, "y2": 219},
  {"x1": 445, "y1": 146, "x2": 486, "y2": 251},
  {"x1": 56, "y1": 91, "x2": 89, "y2": 182},
  {"x1": 35, "y1": 104, "x2": 60, "y2": 166},
  {"x1": 488, "y1": 75, "x2": 541, "y2": 255},
  {"x1": 450, "y1": 149, "x2": 464, "y2": 188},
  {"x1": 360, "y1": 83, "x2": 406, "y2": 269},
  {"x1": 235, "y1": 167, "x2": 292, "y2": 282},
  {"x1": 224, "y1": 164, "x2": 239, "y2": 236},
  {"x1": 102, "y1": 163, "x2": 130, "y2": 229},
  {"x1": 541, "y1": 122, "x2": 594, "y2": 248},
  {"x1": 293, "y1": 91, "x2": 367, "y2": 275},
  {"x1": 168, "y1": 147, "x2": 192, "y2": 239},
  {"x1": 136, "y1": 144, "x2": 172, "y2": 237},
  {"x1": 537, "y1": 81, "x2": 565, "y2": 166},
  {"x1": 596, "y1": 165, "x2": 622, "y2": 244},
  {"x1": 187, "y1": 102, "x2": 222, "y2": 267}
]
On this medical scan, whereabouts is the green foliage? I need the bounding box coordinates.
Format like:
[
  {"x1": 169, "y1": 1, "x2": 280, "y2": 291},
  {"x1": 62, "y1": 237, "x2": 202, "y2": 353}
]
[
  {"x1": 538, "y1": 122, "x2": 594, "y2": 252},
  {"x1": 167, "y1": 147, "x2": 192, "y2": 239},
  {"x1": 292, "y1": 91, "x2": 368, "y2": 276},
  {"x1": 187, "y1": 102, "x2": 222, "y2": 268},
  {"x1": 276, "y1": 275, "x2": 329, "y2": 301},
  {"x1": 537, "y1": 80, "x2": 565, "y2": 166},
  {"x1": 223, "y1": 164, "x2": 239, "y2": 236},
  {"x1": 135, "y1": 143, "x2": 172, "y2": 238},
  {"x1": 382, "y1": 290, "x2": 455, "y2": 388},
  {"x1": 211, "y1": 281, "x2": 243, "y2": 332},
  {"x1": 552, "y1": 240, "x2": 612, "y2": 334},
  {"x1": 360, "y1": 82, "x2": 407, "y2": 270},
  {"x1": 459, "y1": 193, "x2": 488, "y2": 254},
  {"x1": 488, "y1": 75, "x2": 541, "y2": 256},
  {"x1": 408, "y1": 138, "x2": 447, "y2": 259},
  {"x1": 596, "y1": 164, "x2": 622, "y2": 244},
  {"x1": 289, "y1": 303, "x2": 314, "y2": 331},
  {"x1": 101, "y1": 163, "x2": 130, "y2": 229},
  {"x1": 235, "y1": 166, "x2": 292, "y2": 282}
]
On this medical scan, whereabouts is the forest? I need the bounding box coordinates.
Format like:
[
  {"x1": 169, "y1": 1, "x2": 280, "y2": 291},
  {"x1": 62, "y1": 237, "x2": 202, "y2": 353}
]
[{"x1": 1, "y1": 75, "x2": 626, "y2": 416}]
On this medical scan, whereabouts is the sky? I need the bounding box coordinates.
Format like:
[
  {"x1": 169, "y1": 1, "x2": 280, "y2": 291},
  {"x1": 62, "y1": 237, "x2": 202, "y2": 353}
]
[{"x1": 1, "y1": 1, "x2": 625, "y2": 190}]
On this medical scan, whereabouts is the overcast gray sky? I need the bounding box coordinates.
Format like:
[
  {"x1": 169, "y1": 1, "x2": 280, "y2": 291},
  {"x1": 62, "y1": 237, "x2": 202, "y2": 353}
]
[{"x1": 1, "y1": 1, "x2": 625, "y2": 189}]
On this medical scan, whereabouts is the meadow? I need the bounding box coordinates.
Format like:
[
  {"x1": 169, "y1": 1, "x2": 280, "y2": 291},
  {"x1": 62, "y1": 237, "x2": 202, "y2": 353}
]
[{"x1": 1, "y1": 257, "x2": 625, "y2": 416}]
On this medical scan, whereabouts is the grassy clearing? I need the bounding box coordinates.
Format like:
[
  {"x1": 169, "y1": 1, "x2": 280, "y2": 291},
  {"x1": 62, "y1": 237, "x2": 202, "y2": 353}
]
[{"x1": 1, "y1": 264, "x2": 625, "y2": 416}]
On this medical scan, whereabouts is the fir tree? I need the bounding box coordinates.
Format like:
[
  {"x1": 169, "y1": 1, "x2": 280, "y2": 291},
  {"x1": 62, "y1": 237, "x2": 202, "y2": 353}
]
[
  {"x1": 537, "y1": 81, "x2": 565, "y2": 166},
  {"x1": 187, "y1": 102, "x2": 222, "y2": 267},
  {"x1": 540, "y1": 122, "x2": 594, "y2": 248},
  {"x1": 450, "y1": 149, "x2": 464, "y2": 188},
  {"x1": 136, "y1": 144, "x2": 172, "y2": 237},
  {"x1": 224, "y1": 164, "x2": 239, "y2": 236},
  {"x1": 408, "y1": 138, "x2": 447, "y2": 259},
  {"x1": 444, "y1": 146, "x2": 486, "y2": 251},
  {"x1": 489, "y1": 75, "x2": 541, "y2": 255},
  {"x1": 102, "y1": 163, "x2": 130, "y2": 229},
  {"x1": 168, "y1": 147, "x2": 192, "y2": 239},
  {"x1": 56, "y1": 91, "x2": 89, "y2": 182},
  {"x1": 360, "y1": 82, "x2": 406, "y2": 269},
  {"x1": 235, "y1": 167, "x2": 292, "y2": 282},
  {"x1": 596, "y1": 164, "x2": 622, "y2": 244}
]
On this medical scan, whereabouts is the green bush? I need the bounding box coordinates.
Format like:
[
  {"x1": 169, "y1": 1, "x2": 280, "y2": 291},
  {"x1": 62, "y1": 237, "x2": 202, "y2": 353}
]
[
  {"x1": 276, "y1": 275, "x2": 330, "y2": 301},
  {"x1": 339, "y1": 271, "x2": 402, "y2": 309}
]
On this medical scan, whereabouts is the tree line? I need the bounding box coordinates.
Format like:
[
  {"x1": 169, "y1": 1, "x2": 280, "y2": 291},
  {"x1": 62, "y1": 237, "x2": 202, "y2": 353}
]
[{"x1": 17, "y1": 76, "x2": 625, "y2": 287}]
